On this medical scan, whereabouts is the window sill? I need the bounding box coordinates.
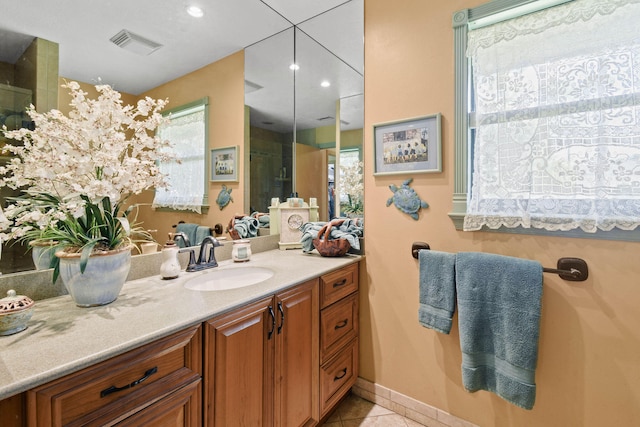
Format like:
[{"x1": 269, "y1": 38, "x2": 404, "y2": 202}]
[{"x1": 450, "y1": 213, "x2": 640, "y2": 242}]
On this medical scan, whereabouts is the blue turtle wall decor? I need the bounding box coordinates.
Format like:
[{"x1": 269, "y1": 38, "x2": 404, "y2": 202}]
[
  {"x1": 216, "y1": 185, "x2": 233, "y2": 210},
  {"x1": 386, "y1": 178, "x2": 428, "y2": 220}
]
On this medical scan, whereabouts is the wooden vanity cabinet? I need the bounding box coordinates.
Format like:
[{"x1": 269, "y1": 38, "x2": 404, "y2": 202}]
[
  {"x1": 319, "y1": 263, "x2": 359, "y2": 418},
  {"x1": 26, "y1": 325, "x2": 202, "y2": 427},
  {"x1": 0, "y1": 261, "x2": 361, "y2": 427},
  {"x1": 204, "y1": 278, "x2": 319, "y2": 427}
]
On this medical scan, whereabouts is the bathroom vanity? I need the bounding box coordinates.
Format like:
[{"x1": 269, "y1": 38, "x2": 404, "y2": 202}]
[{"x1": 0, "y1": 249, "x2": 360, "y2": 426}]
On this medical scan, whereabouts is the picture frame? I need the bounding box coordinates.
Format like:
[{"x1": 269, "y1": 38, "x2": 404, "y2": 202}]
[
  {"x1": 210, "y1": 146, "x2": 239, "y2": 182},
  {"x1": 373, "y1": 113, "x2": 442, "y2": 176}
]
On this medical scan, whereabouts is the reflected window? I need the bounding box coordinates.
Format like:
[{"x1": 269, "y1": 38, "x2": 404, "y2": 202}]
[
  {"x1": 153, "y1": 97, "x2": 209, "y2": 212},
  {"x1": 339, "y1": 148, "x2": 363, "y2": 216}
]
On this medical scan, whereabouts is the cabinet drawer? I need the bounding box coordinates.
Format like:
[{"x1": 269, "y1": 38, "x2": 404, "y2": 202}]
[
  {"x1": 28, "y1": 325, "x2": 201, "y2": 427},
  {"x1": 320, "y1": 292, "x2": 358, "y2": 363},
  {"x1": 320, "y1": 338, "x2": 358, "y2": 417},
  {"x1": 320, "y1": 263, "x2": 358, "y2": 309},
  {"x1": 115, "y1": 379, "x2": 201, "y2": 426}
]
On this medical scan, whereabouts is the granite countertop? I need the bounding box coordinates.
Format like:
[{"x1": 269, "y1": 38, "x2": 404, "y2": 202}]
[{"x1": 0, "y1": 248, "x2": 361, "y2": 400}]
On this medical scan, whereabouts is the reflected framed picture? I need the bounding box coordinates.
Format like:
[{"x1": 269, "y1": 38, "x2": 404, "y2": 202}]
[
  {"x1": 210, "y1": 146, "x2": 239, "y2": 182},
  {"x1": 373, "y1": 113, "x2": 442, "y2": 176}
]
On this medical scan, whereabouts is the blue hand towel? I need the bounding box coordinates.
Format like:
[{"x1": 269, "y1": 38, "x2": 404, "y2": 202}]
[
  {"x1": 176, "y1": 223, "x2": 198, "y2": 247},
  {"x1": 455, "y1": 252, "x2": 543, "y2": 410},
  {"x1": 418, "y1": 250, "x2": 456, "y2": 334},
  {"x1": 195, "y1": 225, "x2": 212, "y2": 245}
]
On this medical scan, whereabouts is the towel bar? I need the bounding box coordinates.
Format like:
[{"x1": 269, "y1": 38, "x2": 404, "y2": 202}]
[{"x1": 410, "y1": 242, "x2": 588, "y2": 282}]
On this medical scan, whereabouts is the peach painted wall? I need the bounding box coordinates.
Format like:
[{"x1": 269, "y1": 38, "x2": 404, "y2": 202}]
[{"x1": 361, "y1": 1, "x2": 640, "y2": 426}]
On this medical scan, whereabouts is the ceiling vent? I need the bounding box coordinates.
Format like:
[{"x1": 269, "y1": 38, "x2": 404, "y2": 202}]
[{"x1": 110, "y1": 30, "x2": 162, "y2": 56}]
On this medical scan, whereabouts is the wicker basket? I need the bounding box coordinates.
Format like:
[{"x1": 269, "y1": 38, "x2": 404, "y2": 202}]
[{"x1": 313, "y1": 219, "x2": 351, "y2": 257}]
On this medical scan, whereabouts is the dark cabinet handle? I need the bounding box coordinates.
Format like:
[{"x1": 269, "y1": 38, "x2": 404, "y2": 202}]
[
  {"x1": 334, "y1": 319, "x2": 349, "y2": 330},
  {"x1": 334, "y1": 368, "x2": 347, "y2": 381},
  {"x1": 100, "y1": 366, "x2": 158, "y2": 398},
  {"x1": 333, "y1": 279, "x2": 347, "y2": 288},
  {"x1": 277, "y1": 301, "x2": 285, "y2": 334},
  {"x1": 268, "y1": 305, "x2": 276, "y2": 339}
]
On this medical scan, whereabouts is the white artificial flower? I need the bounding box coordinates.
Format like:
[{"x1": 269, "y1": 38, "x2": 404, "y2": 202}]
[{"x1": 0, "y1": 81, "x2": 172, "y2": 245}]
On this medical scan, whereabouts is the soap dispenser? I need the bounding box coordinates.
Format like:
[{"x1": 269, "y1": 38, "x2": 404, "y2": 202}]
[{"x1": 160, "y1": 240, "x2": 181, "y2": 280}]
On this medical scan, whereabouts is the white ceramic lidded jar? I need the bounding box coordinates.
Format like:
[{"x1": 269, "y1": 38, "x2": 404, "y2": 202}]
[
  {"x1": 160, "y1": 240, "x2": 181, "y2": 279},
  {"x1": 232, "y1": 239, "x2": 252, "y2": 262},
  {"x1": 0, "y1": 290, "x2": 34, "y2": 335}
]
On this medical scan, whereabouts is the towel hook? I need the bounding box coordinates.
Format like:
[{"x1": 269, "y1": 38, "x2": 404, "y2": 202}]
[{"x1": 410, "y1": 242, "x2": 588, "y2": 282}]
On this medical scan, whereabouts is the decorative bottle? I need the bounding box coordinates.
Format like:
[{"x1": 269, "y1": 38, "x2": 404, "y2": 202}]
[{"x1": 160, "y1": 240, "x2": 181, "y2": 279}]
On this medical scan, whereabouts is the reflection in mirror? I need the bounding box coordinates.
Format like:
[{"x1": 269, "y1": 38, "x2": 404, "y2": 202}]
[
  {"x1": 245, "y1": 28, "x2": 295, "y2": 213},
  {"x1": 0, "y1": 0, "x2": 364, "y2": 277},
  {"x1": 294, "y1": 27, "x2": 363, "y2": 220},
  {"x1": 339, "y1": 94, "x2": 364, "y2": 218},
  {"x1": 245, "y1": 0, "x2": 363, "y2": 221}
]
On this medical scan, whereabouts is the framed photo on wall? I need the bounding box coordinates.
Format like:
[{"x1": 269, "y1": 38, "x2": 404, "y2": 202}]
[
  {"x1": 373, "y1": 113, "x2": 442, "y2": 176},
  {"x1": 210, "y1": 146, "x2": 238, "y2": 182}
]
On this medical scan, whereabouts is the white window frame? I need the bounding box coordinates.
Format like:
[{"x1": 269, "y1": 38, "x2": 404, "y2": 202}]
[
  {"x1": 451, "y1": 0, "x2": 640, "y2": 241},
  {"x1": 152, "y1": 97, "x2": 209, "y2": 212}
]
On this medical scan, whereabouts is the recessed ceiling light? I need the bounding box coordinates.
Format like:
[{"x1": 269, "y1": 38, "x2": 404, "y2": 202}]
[
  {"x1": 321, "y1": 80, "x2": 331, "y2": 88},
  {"x1": 289, "y1": 63, "x2": 299, "y2": 71},
  {"x1": 186, "y1": 6, "x2": 204, "y2": 18}
]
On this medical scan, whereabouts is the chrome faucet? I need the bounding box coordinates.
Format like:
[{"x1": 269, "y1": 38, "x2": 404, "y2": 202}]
[{"x1": 183, "y1": 235, "x2": 222, "y2": 272}]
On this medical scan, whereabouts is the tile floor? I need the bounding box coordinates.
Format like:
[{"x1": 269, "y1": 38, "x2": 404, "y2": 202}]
[{"x1": 320, "y1": 393, "x2": 426, "y2": 426}]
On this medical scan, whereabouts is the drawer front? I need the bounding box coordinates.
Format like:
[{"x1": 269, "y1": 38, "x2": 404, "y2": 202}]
[
  {"x1": 320, "y1": 292, "x2": 358, "y2": 363},
  {"x1": 115, "y1": 379, "x2": 201, "y2": 427},
  {"x1": 320, "y1": 263, "x2": 358, "y2": 309},
  {"x1": 320, "y1": 338, "x2": 358, "y2": 416},
  {"x1": 29, "y1": 325, "x2": 201, "y2": 427}
]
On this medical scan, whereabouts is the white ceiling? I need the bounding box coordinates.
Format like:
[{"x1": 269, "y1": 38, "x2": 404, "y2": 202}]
[{"x1": 0, "y1": 0, "x2": 363, "y2": 133}]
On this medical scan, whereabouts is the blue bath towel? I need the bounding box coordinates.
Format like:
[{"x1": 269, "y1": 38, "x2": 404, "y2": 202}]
[
  {"x1": 418, "y1": 250, "x2": 456, "y2": 334},
  {"x1": 455, "y1": 252, "x2": 543, "y2": 410}
]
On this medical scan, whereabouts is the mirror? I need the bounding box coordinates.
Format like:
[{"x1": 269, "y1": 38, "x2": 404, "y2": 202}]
[
  {"x1": 244, "y1": 28, "x2": 295, "y2": 213},
  {"x1": 0, "y1": 0, "x2": 363, "y2": 275},
  {"x1": 245, "y1": 1, "x2": 364, "y2": 219}
]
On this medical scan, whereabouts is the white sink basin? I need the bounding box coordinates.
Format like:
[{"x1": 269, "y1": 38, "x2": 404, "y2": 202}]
[{"x1": 183, "y1": 267, "x2": 274, "y2": 291}]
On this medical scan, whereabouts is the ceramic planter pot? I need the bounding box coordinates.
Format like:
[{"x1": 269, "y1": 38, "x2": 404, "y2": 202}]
[
  {"x1": 30, "y1": 241, "x2": 58, "y2": 270},
  {"x1": 56, "y1": 246, "x2": 132, "y2": 307}
]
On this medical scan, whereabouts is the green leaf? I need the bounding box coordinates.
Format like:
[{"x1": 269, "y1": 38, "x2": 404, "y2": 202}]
[{"x1": 79, "y1": 241, "x2": 98, "y2": 274}]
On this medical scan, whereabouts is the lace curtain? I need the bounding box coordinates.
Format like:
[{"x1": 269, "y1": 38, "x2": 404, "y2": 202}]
[
  {"x1": 464, "y1": 0, "x2": 640, "y2": 233},
  {"x1": 152, "y1": 108, "x2": 205, "y2": 213}
]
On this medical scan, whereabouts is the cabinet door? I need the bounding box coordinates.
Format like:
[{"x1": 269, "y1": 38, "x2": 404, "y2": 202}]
[
  {"x1": 204, "y1": 296, "x2": 275, "y2": 427},
  {"x1": 274, "y1": 279, "x2": 319, "y2": 427}
]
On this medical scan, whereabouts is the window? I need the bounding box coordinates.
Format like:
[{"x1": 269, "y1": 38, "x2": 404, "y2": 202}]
[
  {"x1": 152, "y1": 98, "x2": 209, "y2": 213},
  {"x1": 452, "y1": 0, "x2": 640, "y2": 240},
  {"x1": 339, "y1": 148, "x2": 363, "y2": 208}
]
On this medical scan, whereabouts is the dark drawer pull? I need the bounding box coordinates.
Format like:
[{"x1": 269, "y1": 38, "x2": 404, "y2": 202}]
[
  {"x1": 268, "y1": 305, "x2": 276, "y2": 340},
  {"x1": 333, "y1": 278, "x2": 347, "y2": 288},
  {"x1": 334, "y1": 368, "x2": 347, "y2": 381},
  {"x1": 334, "y1": 319, "x2": 349, "y2": 330},
  {"x1": 277, "y1": 301, "x2": 285, "y2": 334},
  {"x1": 100, "y1": 366, "x2": 158, "y2": 398}
]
